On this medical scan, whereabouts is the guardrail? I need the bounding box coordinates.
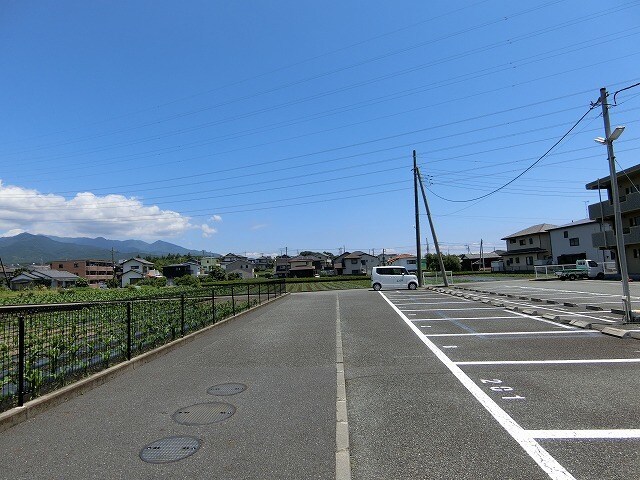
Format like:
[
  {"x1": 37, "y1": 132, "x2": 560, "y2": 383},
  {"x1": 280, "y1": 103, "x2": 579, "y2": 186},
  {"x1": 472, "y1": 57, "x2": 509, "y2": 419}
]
[
  {"x1": 0, "y1": 280, "x2": 285, "y2": 413},
  {"x1": 423, "y1": 271, "x2": 454, "y2": 285}
]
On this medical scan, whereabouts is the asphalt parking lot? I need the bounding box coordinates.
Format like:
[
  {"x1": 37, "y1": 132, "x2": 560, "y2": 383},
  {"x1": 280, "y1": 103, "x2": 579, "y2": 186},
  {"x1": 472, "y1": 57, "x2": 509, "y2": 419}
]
[{"x1": 380, "y1": 286, "x2": 640, "y2": 480}]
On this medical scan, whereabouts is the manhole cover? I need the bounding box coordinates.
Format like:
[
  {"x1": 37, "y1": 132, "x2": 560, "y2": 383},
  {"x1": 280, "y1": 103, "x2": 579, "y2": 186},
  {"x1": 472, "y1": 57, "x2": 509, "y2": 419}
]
[
  {"x1": 207, "y1": 383, "x2": 247, "y2": 396},
  {"x1": 172, "y1": 402, "x2": 236, "y2": 425},
  {"x1": 139, "y1": 436, "x2": 201, "y2": 464}
]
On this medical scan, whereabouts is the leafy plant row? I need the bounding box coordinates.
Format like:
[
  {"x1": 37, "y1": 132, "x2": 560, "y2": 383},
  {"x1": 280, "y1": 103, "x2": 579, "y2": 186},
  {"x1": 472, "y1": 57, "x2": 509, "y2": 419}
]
[{"x1": 0, "y1": 282, "x2": 280, "y2": 412}]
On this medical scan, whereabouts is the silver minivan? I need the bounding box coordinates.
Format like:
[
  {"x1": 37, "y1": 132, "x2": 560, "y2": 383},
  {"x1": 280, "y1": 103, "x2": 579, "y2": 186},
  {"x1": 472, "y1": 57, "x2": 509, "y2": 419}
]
[{"x1": 371, "y1": 266, "x2": 419, "y2": 291}]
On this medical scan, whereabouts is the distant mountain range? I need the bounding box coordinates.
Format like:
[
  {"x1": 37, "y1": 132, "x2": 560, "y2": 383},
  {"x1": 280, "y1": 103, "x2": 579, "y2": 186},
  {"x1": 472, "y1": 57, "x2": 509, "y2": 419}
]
[{"x1": 0, "y1": 233, "x2": 220, "y2": 265}]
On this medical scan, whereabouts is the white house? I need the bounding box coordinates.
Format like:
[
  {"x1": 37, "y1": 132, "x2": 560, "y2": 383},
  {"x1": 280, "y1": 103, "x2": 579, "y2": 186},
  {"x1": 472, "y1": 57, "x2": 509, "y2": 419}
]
[
  {"x1": 499, "y1": 224, "x2": 557, "y2": 272},
  {"x1": 547, "y1": 219, "x2": 614, "y2": 265},
  {"x1": 388, "y1": 254, "x2": 419, "y2": 272},
  {"x1": 120, "y1": 258, "x2": 155, "y2": 287}
]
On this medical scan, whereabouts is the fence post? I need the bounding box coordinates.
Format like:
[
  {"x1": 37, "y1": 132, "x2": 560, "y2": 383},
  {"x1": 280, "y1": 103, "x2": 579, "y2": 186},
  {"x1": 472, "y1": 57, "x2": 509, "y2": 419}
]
[
  {"x1": 18, "y1": 315, "x2": 25, "y2": 407},
  {"x1": 212, "y1": 288, "x2": 216, "y2": 323},
  {"x1": 231, "y1": 285, "x2": 236, "y2": 316},
  {"x1": 180, "y1": 294, "x2": 185, "y2": 336},
  {"x1": 126, "y1": 303, "x2": 132, "y2": 360}
]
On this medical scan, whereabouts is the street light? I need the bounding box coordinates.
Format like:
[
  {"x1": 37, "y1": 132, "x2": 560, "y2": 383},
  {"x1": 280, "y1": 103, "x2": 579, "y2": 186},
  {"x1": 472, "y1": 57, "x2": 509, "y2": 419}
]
[
  {"x1": 594, "y1": 125, "x2": 625, "y2": 144},
  {"x1": 595, "y1": 95, "x2": 632, "y2": 322}
]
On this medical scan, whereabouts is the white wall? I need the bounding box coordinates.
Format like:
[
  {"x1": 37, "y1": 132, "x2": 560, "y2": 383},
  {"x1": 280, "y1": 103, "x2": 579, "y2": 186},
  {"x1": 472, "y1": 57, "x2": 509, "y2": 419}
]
[{"x1": 549, "y1": 222, "x2": 613, "y2": 264}]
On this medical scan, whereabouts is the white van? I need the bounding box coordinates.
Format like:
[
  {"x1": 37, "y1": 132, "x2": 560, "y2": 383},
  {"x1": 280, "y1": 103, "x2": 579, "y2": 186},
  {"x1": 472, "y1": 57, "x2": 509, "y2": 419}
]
[{"x1": 371, "y1": 266, "x2": 419, "y2": 291}]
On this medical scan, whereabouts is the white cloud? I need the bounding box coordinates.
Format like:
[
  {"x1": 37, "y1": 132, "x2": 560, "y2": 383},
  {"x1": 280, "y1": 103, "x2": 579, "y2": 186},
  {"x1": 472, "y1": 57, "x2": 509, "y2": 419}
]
[
  {"x1": 250, "y1": 223, "x2": 268, "y2": 231},
  {"x1": 0, "y1": 180, "x2": 206, "y2": 239},
  {"x1": 201, "y1": 224, "x2": 217, "y2": 237},
  {"x1": 210, "y1": 215, "x2": 222, "y2": 222}
]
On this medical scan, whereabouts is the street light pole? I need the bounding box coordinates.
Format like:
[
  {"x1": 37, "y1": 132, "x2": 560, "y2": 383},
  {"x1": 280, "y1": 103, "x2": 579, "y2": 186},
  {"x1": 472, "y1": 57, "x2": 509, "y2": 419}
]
[{"x1": 599, "y1": 87, "x2": 632, "y2": 322}]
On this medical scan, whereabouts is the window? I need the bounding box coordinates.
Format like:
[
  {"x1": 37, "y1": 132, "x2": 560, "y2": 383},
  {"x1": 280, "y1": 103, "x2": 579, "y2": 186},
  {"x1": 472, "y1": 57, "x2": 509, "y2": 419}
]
[
  {"x1": 510, "y1": 239, "x2": 516, "y2": 244},
  {"x1": 519, "y1": 239, "x2": 526, "y2": 245},
  {"x1": 563, "y1": 231, "x2": 568, "y2": 238},
  {"x1": 73, "y1": 263, "x2": 79, "y2": 268},
  {"x1": 529, "y1": 238, "x2": 533, "y2": 245},
  {"x1": 569, "y1": 238, "x2": 579, "y2": 246},
  {"x1": 526, "y1": 256, "x2": 533, "y2": 265},
  {"x1": 515, "y1": 257, "x2": 520, "y2": 264},
  {"x1": 58, "y1": 264, "x2": 63, "y2": 268},
  {"x1": 634, "y1": 249, "x2": 639, "y2": 259},
  {"x1": 407, "y1": 259, "x2": 417, "y2": 265},
  {"x1": 350, "y1": 259, "x2": 358, "y2": 264}
]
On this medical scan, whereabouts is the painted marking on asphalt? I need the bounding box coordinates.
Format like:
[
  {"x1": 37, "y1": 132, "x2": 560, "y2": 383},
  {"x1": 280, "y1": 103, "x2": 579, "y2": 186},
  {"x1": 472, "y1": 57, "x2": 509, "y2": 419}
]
[
  {"x1": 442, "y1": 345, "x2": 458, "y2": 349},
  {"x1": 412, "y1": 316, "x2": 522, "y2": 321},
  {"x1": 527, "y1": 429, "x2": 640, "y2": 439},
  {"x1": 456, "y1": 359, "x2": 640, "y2": 366},
  {"x1": 335, "y1": 296, "x2": 352, "y2": 480},
  {"x1": 402, "y1": 307, "x2": 504, "y2": 311},
  {"x1": 509, "y1": 311, "x2": 577, "y2": 330},
  {"x1": 425, "y1": 330, "x2": 597, "y2": 337},
  {"x1": 380, "y1": 292, "x2": 576, "y2": 480}
]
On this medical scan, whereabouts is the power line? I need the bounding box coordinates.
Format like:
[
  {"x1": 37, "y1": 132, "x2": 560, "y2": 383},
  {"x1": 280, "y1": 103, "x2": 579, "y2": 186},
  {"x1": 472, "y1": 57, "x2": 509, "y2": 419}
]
[{"x1": 426, "y1": 102, "x2": 600, "y2": 203}]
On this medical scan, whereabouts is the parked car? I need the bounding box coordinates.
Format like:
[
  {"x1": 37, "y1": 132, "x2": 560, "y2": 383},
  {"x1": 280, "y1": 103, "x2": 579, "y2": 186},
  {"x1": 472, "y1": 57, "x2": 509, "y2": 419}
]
[{"x1": 371, "y1": 266, "x2": 419, "y2": 290}]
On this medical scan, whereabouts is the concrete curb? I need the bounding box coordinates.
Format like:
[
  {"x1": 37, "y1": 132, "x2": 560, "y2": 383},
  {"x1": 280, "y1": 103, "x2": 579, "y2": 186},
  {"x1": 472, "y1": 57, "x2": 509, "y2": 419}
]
[{"x1": 0, "y1": 293, "x2": 289, "y2": 433}]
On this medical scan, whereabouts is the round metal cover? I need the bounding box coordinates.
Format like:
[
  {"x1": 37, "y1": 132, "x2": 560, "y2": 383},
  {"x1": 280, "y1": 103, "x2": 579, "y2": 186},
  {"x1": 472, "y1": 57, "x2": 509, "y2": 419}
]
[
  {"x1": 139, "y1": 436, "x2": 201, "y2": 464},
  {"x1": 207, "y1": 383, "x2": 247, "y2": 396},
  {"x1": 172, "y1": 401, "x2": 236, "y2": 425}
]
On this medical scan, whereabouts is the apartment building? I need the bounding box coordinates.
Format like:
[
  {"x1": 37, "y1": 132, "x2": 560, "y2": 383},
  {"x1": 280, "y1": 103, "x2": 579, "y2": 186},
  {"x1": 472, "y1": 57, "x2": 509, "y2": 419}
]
[
  {"x1": 587, "y1": 163, "x2": 640, "y2": 275},
  {"x1": 50, "y1": 259, "x2": 114, "y2": 287}
]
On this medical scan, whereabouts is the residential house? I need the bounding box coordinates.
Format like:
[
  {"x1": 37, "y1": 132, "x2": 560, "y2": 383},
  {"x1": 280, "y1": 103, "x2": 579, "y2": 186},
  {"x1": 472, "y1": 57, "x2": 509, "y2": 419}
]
[
  {"x1": 288, "y1": 256, "x2": 316, "y2": 278},
  {"x1": 10, "y1": 268, "x2": 79, "y2": 290},
  {"x1": 499, "y1": 224, "x2": 557, "y2": 271},
  {"x1": 586, "y1": 164, "x2": 640, "y2": 276},
  {"x1": 120, "y1": 258, "x2": 155, "y2": 287},
  {"x1": 459, "y1": 251, "x2": 503, "y2": 271},
  {"x1": 273, "y1": 256, "x2": 291, "y2": 278},
  {"x1": 388, "y1": 254, "x2": 419, "y2": 272},
  {"x1": 50, "y1": 259, "x2": 114, "y2": 287},
  {"x1": 223, "y1": 259, "x2": 255, "y2": 279},
  {"x1": 253, "y1": 256, "x2": 274, "y2": 271},
  {"x1": 547, "y1": 219, "x2": 614, "y2": 265},
  {"x1": 333, "y1": 251, "x2": 380, "y2": 275},
  {"x1": 219, "y1": 253, "x2": 248, "y2": 267},
  {"x1": 163, "y1": 261, "x2": 201, "y2": 283},
  {"x1": 200, "y1": 256, "x2": 220, "y2": 274}
]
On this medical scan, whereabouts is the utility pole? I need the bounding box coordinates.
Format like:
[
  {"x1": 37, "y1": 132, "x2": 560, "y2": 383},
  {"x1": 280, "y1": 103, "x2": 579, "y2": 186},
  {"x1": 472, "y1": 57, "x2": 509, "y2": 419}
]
[
  {"x1": 416, "y1": 162, "x2": 449, "y2": 287},
  {"x1": 599, "y1": 87, "x2": 633, "y2": 322},
  {"x1": 480, "y1": 239, "x2": 484, "y2": 272},
  {"x1": 413, "y1": 150, "x2": 423, "y2": 286}
]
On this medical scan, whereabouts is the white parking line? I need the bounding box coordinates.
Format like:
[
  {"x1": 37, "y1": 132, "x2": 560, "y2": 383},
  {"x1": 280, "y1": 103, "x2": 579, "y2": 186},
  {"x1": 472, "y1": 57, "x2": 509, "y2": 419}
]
[
  {"x1": 380, "y1": 292, "x2": 576, "y2": 480},
  {"x1": 394, "y1": 301, "x2": 472, "y2": 305},
  {"x1": 425, "y1": 331, "x2": 597, "y2": 337},
  {"x1": 527, "y1": 429, "x2": 640, "y2": 439},
  {"x1": 456, "y1": 359, "x2": 640, "y2": 366},
  {"x1": 402, "y1": 307, "x2": 504, "y2": 312},
  {"x1": 412, "y1": 316, "x2": 521, "y2": 321}
]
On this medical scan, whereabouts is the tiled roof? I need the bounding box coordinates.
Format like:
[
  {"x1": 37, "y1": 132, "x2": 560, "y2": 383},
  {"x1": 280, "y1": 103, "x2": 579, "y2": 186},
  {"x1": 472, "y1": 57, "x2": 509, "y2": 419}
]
[
  {"x1": 545, "y1": 219, "x2": 596, "y2": 230},
  {"x1": 501, "y1": 224, "x2": 558, "y2": 240}
]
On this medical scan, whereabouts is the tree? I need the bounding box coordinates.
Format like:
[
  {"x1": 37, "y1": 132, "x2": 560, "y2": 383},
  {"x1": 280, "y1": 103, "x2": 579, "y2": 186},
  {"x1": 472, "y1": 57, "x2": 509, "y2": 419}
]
[
  {"x1": 75, "y1": 277, "x2": 89, "y2": 288},
  {"x1": 207, "y1": 265, "x2": 227, "y2": 281},
  {"x1": 424, "y1": 253, "x2": 461, "y2": 272},
  {"x1": 226, "y1": 272, "x2": 242, "y2": 280}
]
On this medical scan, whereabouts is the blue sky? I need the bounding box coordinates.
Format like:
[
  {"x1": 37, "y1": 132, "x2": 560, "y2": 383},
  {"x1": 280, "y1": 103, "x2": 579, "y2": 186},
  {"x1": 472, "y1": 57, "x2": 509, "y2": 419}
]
[{"x1": 1, "y1": 1, "x2": 639, "y2": 257}]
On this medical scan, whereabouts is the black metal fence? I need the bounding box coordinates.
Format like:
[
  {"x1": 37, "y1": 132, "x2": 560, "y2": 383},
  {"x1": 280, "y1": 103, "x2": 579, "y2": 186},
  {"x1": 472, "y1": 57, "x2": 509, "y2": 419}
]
[{"x1": 0, "y1": 280, "x2": 285, "y2": 413}]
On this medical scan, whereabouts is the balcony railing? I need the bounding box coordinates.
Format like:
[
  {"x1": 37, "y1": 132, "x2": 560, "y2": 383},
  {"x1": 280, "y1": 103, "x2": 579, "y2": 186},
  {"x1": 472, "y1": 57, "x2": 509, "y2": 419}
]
[
  {"x1": 592, "y1": 225, "x2": 640, "y2": 248},
  {"x1": 589, "y1": 190, "x2": 640, "y2": 220}
]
